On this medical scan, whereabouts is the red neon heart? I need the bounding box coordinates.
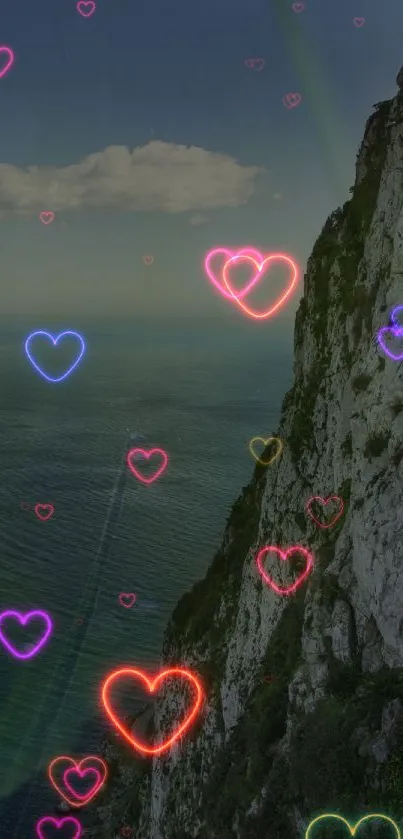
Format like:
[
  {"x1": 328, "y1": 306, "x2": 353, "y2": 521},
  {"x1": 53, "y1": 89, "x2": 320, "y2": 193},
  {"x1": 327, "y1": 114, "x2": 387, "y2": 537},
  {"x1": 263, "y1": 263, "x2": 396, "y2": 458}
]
[
  {"x1": 222, "y1": 253, "x2": 299, "y2": 319},
  {"x1": 283, "y1": 92, "x2": 302, "y2": 108},
  {"x1": 34, "y1": 503, "x2": 54, "y2": 521},
  {"x1": 255, "y1": 545, "x2": 314, "y2": 595},
  {"x1": 126, "y1": 448, "x2": 168, "y2": 484},
  {"x1": 119, "y1": 592, "x2": 136, "y2": 608},
  {"x1": 305, "y1": 495, "x2": 344, "y2": 529},
  {"x1": 101, "y1": 667, "x2": 204, "y2": 756},
  {"x1": 48, "y1": 756, "x2": 107, "y2": 807}
]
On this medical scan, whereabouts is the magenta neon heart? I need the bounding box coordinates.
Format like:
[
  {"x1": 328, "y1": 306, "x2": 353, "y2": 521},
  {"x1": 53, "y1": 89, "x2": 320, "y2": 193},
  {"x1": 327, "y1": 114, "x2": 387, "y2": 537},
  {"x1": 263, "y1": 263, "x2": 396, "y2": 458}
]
[
  {"x1": 40, "y1": 211, "x2": 54, "y2": 225},
  {"x1": 0, "y1": 46, "x2": 14, "y2": 80},
  {"x1": 34, "y1": 503, "x2": 55, "y2": 521},
  {"x1": 0, "y1": 610, "x2": 53, "y2": 660},
  {"x1": 377, "y1": 326, "x2": 403, "y2": 361},
  {"x1": 204, "y1": 248, "x2": 266, "y2": 301},
  {"x1": 63, "y1": 766, "x2": 102, "y2": 801},
  {"x1": 126, "y1": 447, "x2": 168, "y2": 484},
  {"x1": 76, "y1": 0, "x2": 96, "y2": 16},
  {"x1": 36, "y1": 816, "x2": 82, "y2": 839},
  {"x1": 353, "y1": 17, "x2": 365, "y2": 26}
]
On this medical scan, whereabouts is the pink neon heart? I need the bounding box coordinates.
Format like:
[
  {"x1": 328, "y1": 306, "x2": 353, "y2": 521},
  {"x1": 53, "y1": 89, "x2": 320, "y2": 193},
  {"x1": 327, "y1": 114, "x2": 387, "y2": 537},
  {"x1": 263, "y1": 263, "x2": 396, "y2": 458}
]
[
  {"x1": 40, "y1": 211, "x2": 54, "y2": 225},
  {"x1": 244, "y1": 58, "x2": 265, "y2": 71},
  {"x1": 63, "y1": 766, "x2": 102, "y2": 801},
  {"x1": 283, "y1": 92, "x2": 302, "y2": 108},
  {"x1": 34, "y1": 504, "x2": 55, "y2": 521},
  {"x1": 305, "y1": 495, "x2": 344, "y2": 529},
  {"x1": 255, "y1": 545, "x2": 314, "y2": 595},
  {"x1": 143, "y1": 255, "x2": 154, "y2": 264},
  {"x1": 126, "y1": 448, "x2": 168, "y2": 485},
  {"x1": 353, "y1": 17, "x2": 365, "y2": 26},
  {"x1": 0, "y1": 46, "x2": 14, "y2": 80},
  {"x1": 204, "y1": 248, "x2": 266, "y2": 301},
  {"x1": 119, "y1": 592, "x2": 136, "y2": 608},
  {"x1": 378, "y1": 326, "x2": 403, "y2": 361},
  {"x1": 76, "y1": 0, "x2": 96, "y2": 17},
  {"x1": 292, "y1": 2, "x2": 305, "y2": 10},
  {"x1": 36, "y1": 816, "x2": 82, "y2": 839}
]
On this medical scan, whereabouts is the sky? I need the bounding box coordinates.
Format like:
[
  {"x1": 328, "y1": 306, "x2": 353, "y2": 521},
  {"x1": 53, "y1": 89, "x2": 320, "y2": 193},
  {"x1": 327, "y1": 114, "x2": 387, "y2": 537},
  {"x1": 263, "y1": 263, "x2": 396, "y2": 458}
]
[{"x1": 0, "y1": 0, "x2": 402, "y2": 320}]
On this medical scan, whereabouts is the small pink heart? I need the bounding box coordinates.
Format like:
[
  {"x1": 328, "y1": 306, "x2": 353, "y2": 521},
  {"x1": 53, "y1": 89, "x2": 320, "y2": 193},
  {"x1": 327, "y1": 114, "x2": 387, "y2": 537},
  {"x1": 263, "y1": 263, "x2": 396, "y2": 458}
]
[
  {"x1": 143, "y1": 255, "x2": 154, "y2": 265},
  {"x1": 244, "y1": 58, "x2": 265, "y2": 72},
  {"x1": 292, "y1": 2, "x2": 305, "y2": 11},
  {"x1": 76, "y1": 0, "x2": 96, "y2": 17},
  {"x1": 39, "y1": 211, "x2": 54, "y2": 225},
  {"x1": 283, "y1": 92, "x2": 302, "y2": 108},
  {"x1": 119, "y1": 593, "x2": 136, "y2": 608},
  {"x1": 353, "y1": 17, "x2": 365, "y2": 27},
  {"x1": 34, "y1": 504, "x2": 55, "y2": 522}
]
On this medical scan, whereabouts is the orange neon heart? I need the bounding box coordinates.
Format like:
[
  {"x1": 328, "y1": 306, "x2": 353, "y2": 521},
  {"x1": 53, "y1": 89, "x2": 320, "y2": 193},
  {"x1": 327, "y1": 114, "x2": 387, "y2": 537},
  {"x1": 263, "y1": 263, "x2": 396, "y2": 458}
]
[
  {"x1": 48, "y1": 755, "x2": 107, "y2": 807},
  {"x1": 249, "y1": 436, "x2": 283, "y2": 466},
  {"x1": 222, "y1": 252, "x2": 299, "y2": 319},
  {"x1": 101, "y1": 667, "x2": 205, "y2": 756}
]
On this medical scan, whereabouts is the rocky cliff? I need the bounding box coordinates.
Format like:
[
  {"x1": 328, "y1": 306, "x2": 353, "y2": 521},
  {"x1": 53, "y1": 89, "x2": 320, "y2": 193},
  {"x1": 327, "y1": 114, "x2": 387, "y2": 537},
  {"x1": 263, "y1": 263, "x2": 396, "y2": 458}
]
[{"x1": 97, "y1": 68, "x2": 403, "y2": 838}]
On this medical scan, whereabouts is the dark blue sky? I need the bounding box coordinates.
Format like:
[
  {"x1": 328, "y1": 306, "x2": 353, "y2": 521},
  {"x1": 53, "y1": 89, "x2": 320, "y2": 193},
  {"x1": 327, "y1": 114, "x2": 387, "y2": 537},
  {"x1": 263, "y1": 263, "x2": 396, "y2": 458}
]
[{"x1": 1, "y1": 0, "x2": 402, "y2": 318}]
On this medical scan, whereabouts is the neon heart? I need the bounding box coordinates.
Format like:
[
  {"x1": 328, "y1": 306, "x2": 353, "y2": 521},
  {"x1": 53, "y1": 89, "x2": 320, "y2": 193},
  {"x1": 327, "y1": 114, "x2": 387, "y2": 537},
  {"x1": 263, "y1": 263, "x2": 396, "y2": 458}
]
[
  {"x1": 0, "y1": 610, "x2": 53, "y2": 660},
  {"x1": 36, "y1": 816, "x2": 83, "y2": 839},
  {"x1": 391, "y1": 305, "x2": 403, "y2": 329},
  {"x1": 305, "y1": 495, "x2": 344, "y2": 529},
  {"x1": 119, "y1": 592, "x2": 136, "y2": 608},
  {"x1": 34, "y1": 503, "x2": 55, "y2": 521},
  {"x1": 126, "y1": 447, "x2": 168, "y2": 484},
  {"x1": 48, "y1": 755, "x2": 107, "y2": 807},
  {"x1": 143, "y1": 254, "x2": 154, "y2": 264},
  {"x1": 249, "y1": 436, "x2": 283, "y2": 466},
  {"x1": 76, "y1": 0, "x2": 96, "y2": 16},
  {"x1": 292, "y1": 2, "x2": 305, "y2": 10},
  {"x1": 0, "y1": 46, "x2": 14, "y2": 80},
  {"x1": 255, "y1": 545, "x2": 314, "y2": 595},
  {"x1": 101, "y1": 667, "x2": 204, "y2": 756},
  {"x1": 222, "y1": 252, "x2": 299, "y2": 319},
  {"x1": 377, "y1": 326, "x2": 403, "y2": 361},
  {"x1": 305, "y1": 812, "x2": 401, "y2": 839},
  {"x1": 283, "y1": 92, "x2": 302, "y2": 108},
  {"x1": 39, "y1": 211, "x2": 55, "y2": 224},
  {"x1": 244, "y1": 58, "x2": 265, "y2": 71},
  {"x1": 204, "y1": 247, "x2": 265, "y2": 301},
  {"x1": 353, "y1": 17, "x2": 365, "y2": 26},
  {"x1": 25, "y1": 330, "x2": 86, "y2": 383}
]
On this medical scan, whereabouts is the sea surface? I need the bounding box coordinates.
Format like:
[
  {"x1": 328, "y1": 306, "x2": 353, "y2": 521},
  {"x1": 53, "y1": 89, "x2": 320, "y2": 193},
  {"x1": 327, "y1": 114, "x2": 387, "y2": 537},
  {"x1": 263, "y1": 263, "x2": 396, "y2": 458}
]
[{"x1": 0, "y1": 316, "x2": 293, "y2": 836}]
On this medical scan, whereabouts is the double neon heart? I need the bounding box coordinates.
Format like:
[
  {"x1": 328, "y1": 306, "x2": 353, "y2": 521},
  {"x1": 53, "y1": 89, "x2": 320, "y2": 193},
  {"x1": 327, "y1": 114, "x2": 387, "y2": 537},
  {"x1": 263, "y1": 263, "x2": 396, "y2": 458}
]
[
  {"x1": 48, "y1": 755, "x2": 107, "y2": 807},
  {"x1": 204, "y1": 248, "x2": 299, "y2": 319}
]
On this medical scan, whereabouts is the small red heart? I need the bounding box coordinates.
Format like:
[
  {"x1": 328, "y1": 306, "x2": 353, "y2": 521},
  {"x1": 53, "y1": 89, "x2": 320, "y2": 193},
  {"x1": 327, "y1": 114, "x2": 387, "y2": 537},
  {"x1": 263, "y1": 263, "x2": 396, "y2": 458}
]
[
  {"x1": 39, "y1": 211, "x2": 55, "y2": 225},
  {"x1": 34, "y1": 503, "x2": 55, "y2": 521},
  {"x1": 305, "y1": 495, "x2": 344, "y2": 529},
  {"x1": 119, "y1": 593, "x2": 136, "y2": 608},
  {"x1": 244, "y1": 58, "x2": 265, "y2": 71},
  {"x1": 353, "y1": 17, "x2": 365, "y2": 27},
  {"x1": 255, "y1": 545, "x2": 314, "y2": 595}
]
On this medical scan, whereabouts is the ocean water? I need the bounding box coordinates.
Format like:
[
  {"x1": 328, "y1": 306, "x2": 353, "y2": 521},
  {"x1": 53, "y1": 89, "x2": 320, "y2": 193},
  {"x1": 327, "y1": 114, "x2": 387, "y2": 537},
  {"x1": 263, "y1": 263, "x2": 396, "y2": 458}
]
[{"x1": 0, "y1": 316, "x2": 293, "y2": 836}]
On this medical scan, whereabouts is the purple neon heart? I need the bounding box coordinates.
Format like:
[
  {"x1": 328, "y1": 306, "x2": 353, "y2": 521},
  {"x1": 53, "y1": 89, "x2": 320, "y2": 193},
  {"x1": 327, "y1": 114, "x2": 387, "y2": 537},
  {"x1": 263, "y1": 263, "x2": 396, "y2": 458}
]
[
  {"x1": 24, "y1": 330, "x2": 85, "y2": 383},
  {"x1": 0, "y1": 610, "x2": 53, "y2": 660},
  {"x1": 377, "y1": 326, "x2": 403, "y2": 361},
  {"x1": 390, "y1": 305, "x2": 403, "y2": 330}
]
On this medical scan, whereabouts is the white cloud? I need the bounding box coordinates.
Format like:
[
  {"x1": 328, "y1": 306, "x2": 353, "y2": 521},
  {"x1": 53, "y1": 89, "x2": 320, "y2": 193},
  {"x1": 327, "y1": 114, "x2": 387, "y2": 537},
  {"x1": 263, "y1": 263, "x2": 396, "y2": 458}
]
[{"x1": 0, "y1": 141, "x2": 264, "y2": 217}]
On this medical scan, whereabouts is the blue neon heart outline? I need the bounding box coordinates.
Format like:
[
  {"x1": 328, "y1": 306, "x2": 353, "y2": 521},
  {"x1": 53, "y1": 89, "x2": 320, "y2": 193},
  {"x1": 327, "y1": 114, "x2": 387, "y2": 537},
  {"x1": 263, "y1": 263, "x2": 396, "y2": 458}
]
[{"x1": 24, "y1": 330, "x2": 86, "y2": 383}]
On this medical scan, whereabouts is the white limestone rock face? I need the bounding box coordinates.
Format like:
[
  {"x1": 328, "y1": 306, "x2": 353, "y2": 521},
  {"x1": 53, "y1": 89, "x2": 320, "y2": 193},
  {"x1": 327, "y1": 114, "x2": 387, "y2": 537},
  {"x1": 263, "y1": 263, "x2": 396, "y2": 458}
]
[{"x1": 97, "y1": 71, "x2": 403, "y2": 839}]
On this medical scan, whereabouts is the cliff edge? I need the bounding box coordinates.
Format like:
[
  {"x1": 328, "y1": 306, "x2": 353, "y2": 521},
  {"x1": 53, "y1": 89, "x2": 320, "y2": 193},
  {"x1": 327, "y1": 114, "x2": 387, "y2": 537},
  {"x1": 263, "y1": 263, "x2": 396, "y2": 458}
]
[{"x1": 97, "y1": 67, "x2": 403, "y2": 839}]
